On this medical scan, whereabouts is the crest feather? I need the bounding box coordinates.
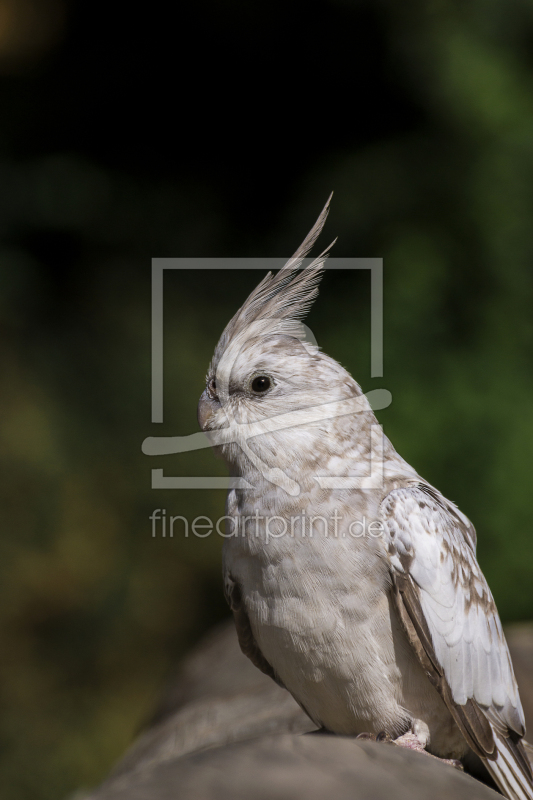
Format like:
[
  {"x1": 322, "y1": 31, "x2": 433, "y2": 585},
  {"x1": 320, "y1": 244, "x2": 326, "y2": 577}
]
[{"x1": 212, "y1": 194, "x2": 335, "y2": 367}]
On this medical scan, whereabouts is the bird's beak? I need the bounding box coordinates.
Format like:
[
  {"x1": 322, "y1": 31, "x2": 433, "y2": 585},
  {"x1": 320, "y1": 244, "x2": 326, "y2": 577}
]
[{"x1": 197, "y1": 389, "x2": 219, "y2": 431}]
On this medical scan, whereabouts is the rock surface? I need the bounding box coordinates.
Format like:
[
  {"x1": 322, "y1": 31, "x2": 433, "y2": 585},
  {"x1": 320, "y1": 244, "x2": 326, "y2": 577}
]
[{"x1": 83, "y1": 620, "x2": 533, "y2": 800}]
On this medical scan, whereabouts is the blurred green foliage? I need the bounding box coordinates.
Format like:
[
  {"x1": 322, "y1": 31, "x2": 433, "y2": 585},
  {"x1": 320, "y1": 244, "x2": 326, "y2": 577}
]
[{"x1": 1, "y1": 1, "x2": 533, "y2": 799}]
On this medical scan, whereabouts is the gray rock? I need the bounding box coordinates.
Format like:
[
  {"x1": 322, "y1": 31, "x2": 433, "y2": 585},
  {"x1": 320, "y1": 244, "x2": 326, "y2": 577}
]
[
  {"x1": 83, "y1": 620, "x2": 533, "y2": 800},
  {"x1": 91, "y1": 734, "x2": 499, "y2": 800}
]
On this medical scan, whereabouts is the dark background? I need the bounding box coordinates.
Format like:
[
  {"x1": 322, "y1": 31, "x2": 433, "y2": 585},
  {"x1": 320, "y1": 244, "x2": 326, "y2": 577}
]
[{"x1": 2, "y1": 1, "x2": 533, "y2": 798}]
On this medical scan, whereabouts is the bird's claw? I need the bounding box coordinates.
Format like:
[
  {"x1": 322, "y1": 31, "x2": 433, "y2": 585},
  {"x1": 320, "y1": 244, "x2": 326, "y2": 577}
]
[{"x1": 355, "y1": 730, "x2": 392, "y2": 743}]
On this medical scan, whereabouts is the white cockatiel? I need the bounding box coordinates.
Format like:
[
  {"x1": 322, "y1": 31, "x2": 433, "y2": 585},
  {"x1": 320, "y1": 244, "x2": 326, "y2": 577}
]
[{"x1": 197, "y1": 197, "x2": 533, "y2": 799}]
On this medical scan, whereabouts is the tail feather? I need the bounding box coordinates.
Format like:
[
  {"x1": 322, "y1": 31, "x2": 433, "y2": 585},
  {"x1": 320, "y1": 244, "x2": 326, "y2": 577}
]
[
  {"x1": 484, "y1": 727, "x2": 533, "y2": 800},
  {"x1": 522, "y1": 740, "x2": 533, "y2": 771}
]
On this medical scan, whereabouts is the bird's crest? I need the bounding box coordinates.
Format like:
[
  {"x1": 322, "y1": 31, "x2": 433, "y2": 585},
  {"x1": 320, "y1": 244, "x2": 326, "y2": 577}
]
[{"x1": 211, "y1": 194, "x2": 335, "y2": 370}]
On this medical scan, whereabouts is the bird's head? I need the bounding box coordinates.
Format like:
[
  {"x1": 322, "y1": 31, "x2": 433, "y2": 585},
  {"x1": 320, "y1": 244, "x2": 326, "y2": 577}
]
[{"x1": 197, "y1": 196, "x2": 365, "y2": 493}]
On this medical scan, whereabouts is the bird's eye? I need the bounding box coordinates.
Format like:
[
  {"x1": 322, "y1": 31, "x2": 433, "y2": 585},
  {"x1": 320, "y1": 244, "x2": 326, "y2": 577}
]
[
  {"x1": 251, "y1": 375, "x2": 271, "y2": 394},
  {"x1": 208, "y1": 378, "x2": 217, "y2": 397}
]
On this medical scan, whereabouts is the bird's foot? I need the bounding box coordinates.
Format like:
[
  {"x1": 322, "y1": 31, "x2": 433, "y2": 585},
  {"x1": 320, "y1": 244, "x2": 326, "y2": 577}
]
[
  {"x1": 356, "y1": 730, "x2": 463, "y2": 771},
  {"x1": 393, "y1": 732, "x2": 428, "y2": 751},
  {"x1": 392, "y1": 732, "x2": 463, "y2": 771}
]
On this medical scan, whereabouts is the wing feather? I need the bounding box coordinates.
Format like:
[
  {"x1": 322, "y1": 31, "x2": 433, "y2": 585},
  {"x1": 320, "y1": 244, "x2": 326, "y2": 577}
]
[
  {"x1": 224, "y1": 571, "x2": 285, "y2": 688},
  {"x1": 382, "y1": 484, "x2": 533, "y2": 798}
]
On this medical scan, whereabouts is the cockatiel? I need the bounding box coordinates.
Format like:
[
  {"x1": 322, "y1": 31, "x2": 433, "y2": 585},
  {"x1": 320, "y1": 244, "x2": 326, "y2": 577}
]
[{"x1": 197, "y1": 196, "x2": 533, "y2": 799}]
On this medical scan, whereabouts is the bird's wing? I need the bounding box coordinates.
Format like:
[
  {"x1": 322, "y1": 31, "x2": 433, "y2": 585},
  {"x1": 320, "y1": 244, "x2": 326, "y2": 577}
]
[
  {"x1": 382, "y1": 483, "x2": 533, "y2": 800},
  {"x1": 223, "y1": 571, "x2": 285, "y2": 687}
]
